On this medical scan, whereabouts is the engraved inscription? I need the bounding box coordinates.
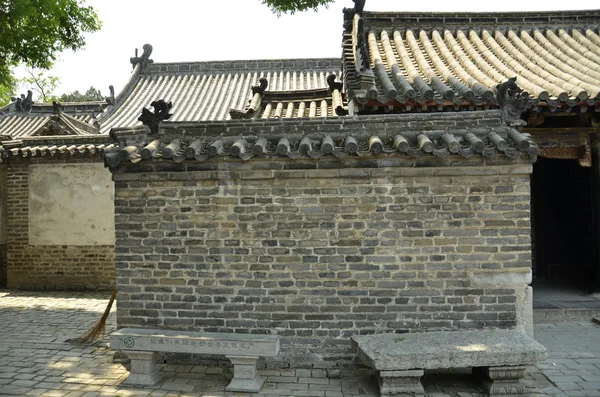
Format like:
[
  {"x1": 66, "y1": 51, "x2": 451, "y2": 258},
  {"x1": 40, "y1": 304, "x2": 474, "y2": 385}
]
[{"x1": 148, "y1": 338, "x2": 256, "y2": 351}]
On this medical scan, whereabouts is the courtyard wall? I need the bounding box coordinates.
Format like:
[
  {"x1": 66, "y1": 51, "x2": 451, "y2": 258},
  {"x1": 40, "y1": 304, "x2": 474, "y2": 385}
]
[
  {"x1": 5, "y1": 158, "x2": 115, "y2": 290},
  {"x1": 113, "y1": 160, "x2": 533, "y2": 367}
]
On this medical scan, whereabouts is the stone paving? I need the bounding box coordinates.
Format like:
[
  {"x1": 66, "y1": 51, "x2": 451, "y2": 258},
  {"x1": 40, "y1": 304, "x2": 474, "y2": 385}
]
[{"x1": 0, "y1": 290, "x2": 599, "y2": 397}]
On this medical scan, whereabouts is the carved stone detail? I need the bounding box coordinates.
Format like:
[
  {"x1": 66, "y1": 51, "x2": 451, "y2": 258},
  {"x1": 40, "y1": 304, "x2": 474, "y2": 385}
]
[
  {"x1": 378, "y1": 370, "x2": 425, "y2": 396},
  {"x1": 474, "y1": 366, "x2": 527, "y2": 397},
  {"x1": 138, "y1": 99, "x2": 173, "y2": 134}
]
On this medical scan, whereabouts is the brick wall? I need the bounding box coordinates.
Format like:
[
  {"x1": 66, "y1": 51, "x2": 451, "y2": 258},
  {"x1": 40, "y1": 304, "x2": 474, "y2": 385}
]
[
  {"x1": 113, "y1": 160, "x2": 532, "y2": 367},
  {"x1": 6, "y1": 158, "x2": 115, "y2": 290}
]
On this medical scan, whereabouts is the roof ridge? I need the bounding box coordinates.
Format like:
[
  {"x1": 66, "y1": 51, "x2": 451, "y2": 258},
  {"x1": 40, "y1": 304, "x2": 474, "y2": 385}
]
[
  {"x1": 361, "y1": 9, "x2": 600, "y2": 30},
  {"x1": 142, "y1": 58, "x2": 342, "y2": 75}
]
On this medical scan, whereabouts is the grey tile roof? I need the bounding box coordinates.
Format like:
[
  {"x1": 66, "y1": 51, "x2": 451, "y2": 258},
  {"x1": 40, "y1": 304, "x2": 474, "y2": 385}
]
[
  {"x1": 0, "y1": 113, "x2": 96, "y2": 138},
  {"x1": 0, "y1": 136, "x2": 113, "y2": 162},
  {"x1": 0, "y1": 102, "x2": 104, "y2": 138},
  {"x1": 106, "y1": 125, "x2": 539, "y2": 168},
  {"x1": 343, "y1": 8, "x2": 600, "y2": 110},
  {"x1": 98, "y1": 59, "x2": 342, "y2": 134},
  {"x1": 103, "y1": 110, "x2": 539, "y2": 168}
]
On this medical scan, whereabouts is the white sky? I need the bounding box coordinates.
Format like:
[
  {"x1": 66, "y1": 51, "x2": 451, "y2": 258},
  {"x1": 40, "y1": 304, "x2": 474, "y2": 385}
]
[{"x1": 16, "y1": 0, "x2": 600, "y2": 98}]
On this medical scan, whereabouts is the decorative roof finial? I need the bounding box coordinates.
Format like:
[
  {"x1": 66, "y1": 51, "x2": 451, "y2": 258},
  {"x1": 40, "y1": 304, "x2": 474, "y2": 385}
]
[
  {"x1": 138, "y1": 99, "x2": 173, "y2": 134},
  {"x1": 251, "y1": 78, "x2": 269, "y2": 96},
  {"x1": 52, "y1": 101, "x2": 62, "y2": 115},
  {"x1": 327, "y1": 74, "x2": 343, "y2": 92},
  {"x1": 106, "y1": 85, "x2": 115, "y2": 105},
  {"x1": 11, "y1": 90, "x2": 33, "y2": 112},
  {"x1": 495, "y1": 77, "x2": 530, "y2": 124},
  {"x1": 130, "y1": 44, "x2": 154, "y2": 70},
  {"x1": 343, "y1": 0, "x2": 366, "y2": 29},
  {"x1": 230, "y1": 78, "x2": 269, "y2": 119},
  {"x1": 353, "y1": 0, "x2": 365, "y2": 13}
]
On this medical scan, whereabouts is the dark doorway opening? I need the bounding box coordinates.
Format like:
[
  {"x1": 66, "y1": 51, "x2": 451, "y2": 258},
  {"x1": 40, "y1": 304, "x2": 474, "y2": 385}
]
[{"x1": 531, "y1": 157, "x2": 595, "y2": 293}]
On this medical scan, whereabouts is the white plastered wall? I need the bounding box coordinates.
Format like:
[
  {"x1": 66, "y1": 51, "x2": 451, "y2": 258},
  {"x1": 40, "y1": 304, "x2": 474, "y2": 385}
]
[{"x1": 28, "y1": 163, "x2": 115, "y2": 245}]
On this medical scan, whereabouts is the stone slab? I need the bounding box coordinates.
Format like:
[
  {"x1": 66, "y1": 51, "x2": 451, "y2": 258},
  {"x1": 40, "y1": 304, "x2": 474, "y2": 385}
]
[
  {"x1": 352, "y1": 330, "x2": 546, "y2": 371},
  {"x1": 470, "y1": 270, "x2": 532, "y2": 287},
  {"x1": 111, "y1": 327, "x2": 280, "y2": 357}
]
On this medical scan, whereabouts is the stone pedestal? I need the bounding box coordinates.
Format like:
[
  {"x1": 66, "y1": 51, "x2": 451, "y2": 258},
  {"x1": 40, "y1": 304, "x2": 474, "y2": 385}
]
[
  {"x1": 123, "y1": 351, "x2": 161, "y2": 386},
  {"x1": 226, "y1": 355, "x2": 264, "y2": 393},
  {"x1": 378, "y1": 369, "x2": 425, "y2": 396},
  {"x1": 474, "y1": 366, "x2": 526, "y2": 396}
]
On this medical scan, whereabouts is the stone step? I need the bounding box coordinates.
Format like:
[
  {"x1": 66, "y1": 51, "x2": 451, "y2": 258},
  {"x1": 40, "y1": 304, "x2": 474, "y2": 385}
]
[{"x1": 533, "y1": 308, "x2": 600, "y2": 323}]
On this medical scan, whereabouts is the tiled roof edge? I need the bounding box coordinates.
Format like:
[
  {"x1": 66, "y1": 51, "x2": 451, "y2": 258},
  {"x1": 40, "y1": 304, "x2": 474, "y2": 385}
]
[
  {"x1": 0, "y1": 102, "x2": 106, "y2": 121},
  {"x1": 96, "y1": 62, "x2": 145, "y2": 125},
  {"x1": 6, "y1": 134, "x2": 111, "y2": 146},
  {"x1": 362, "y1": 9, "x2": 600, "y2": 29},
  {"x1": 112, "y1": 108, "x2": 505, "y2": 135},
  {"x1": 142, "y1": 58, "x2": 342, "y2": 75}
]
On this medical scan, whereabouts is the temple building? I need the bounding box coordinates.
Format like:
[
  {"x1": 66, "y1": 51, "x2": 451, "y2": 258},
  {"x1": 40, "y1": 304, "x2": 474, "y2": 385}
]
[{"x1": 0, "y1": 2, "x2": 599, "y2": 369}]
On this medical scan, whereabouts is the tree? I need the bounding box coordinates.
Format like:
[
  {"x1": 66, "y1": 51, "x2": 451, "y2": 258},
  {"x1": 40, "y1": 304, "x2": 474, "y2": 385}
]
[
  {"x1": 261, "y1": 0, "x2": 335, "y2": 14},
  {"x1": 20, "y1": 67, "x2": 60, "y2": 102},
  {"x1": 59, "y1": 86, "x2": 103, "y2": 102},
  {"x1": 0, "y1": 0, "x2": 101, "y2": 85},
  {"x1": 0, "y1": 74, "x2": 17, "y2": 107}
]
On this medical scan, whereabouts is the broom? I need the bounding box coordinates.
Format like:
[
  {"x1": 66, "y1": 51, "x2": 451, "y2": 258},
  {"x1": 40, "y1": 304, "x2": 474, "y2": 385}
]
[{"x1": 68, "y1": 289, "x2": 117, "y2": 344}]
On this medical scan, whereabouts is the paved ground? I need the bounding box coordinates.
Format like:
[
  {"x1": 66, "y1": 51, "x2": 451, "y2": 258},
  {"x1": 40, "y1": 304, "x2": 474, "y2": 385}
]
[{"x1": 0, "y1": 290, "x2": 599, "y2": 397}]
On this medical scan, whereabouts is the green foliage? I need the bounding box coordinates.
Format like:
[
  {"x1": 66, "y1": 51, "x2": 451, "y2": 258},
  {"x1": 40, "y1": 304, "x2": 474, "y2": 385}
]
[
  {"x1": 21, "y1": 67, "x2": 60, "y2": 102},
  {"x1": 261, "y1": 0, "x2": 334, "y2": 14},
  {"x1": 59, "y1": 86, "x2": 103, "y2": 102},
  {"x1": 0, "y1": 74, "x2": 17, "y2": 107},
  {"x1": 0, "y1": 0, "x2": 101, "y2": 85}
]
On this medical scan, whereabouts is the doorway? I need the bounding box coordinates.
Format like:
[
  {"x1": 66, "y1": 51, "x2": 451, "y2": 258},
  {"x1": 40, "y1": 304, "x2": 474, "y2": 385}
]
[{"x1": 531, "y1": 157, "x2": 595, "y2": 293}]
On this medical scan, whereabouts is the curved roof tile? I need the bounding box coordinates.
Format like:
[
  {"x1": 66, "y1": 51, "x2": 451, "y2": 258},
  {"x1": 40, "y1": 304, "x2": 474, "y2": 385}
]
[
  {"x1": 99, "y1": 59, "x2": 341, "y2": 133},
  {"x1": 343, "y1": 9, "x2": 600, "y2": 110}
]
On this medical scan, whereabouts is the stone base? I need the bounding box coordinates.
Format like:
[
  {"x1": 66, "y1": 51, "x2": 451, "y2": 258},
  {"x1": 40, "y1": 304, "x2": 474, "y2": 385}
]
[
  {"x1": 112, "y1": 351, "x2": 131, "y2": 365},
  {"x1": 378, "y1": 370, "x2": 425, "y2": 396},
  {"x1": 226, "y1": 355, "x2": 264, "y2": 393},
  {"x1": 123, "y1": 351, "x2": 161, "y2": 386},
  {"x1": 474, "y1": 366, "x2": 526, "y2": 397}
]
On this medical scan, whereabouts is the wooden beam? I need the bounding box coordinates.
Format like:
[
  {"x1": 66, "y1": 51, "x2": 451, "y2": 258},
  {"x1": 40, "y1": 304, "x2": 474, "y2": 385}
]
[{"x1": 524, "y1": 127, "x2": 600, "y2": 135}]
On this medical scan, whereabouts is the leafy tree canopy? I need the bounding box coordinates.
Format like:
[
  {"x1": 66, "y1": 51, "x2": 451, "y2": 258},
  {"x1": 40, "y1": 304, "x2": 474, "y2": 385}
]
[
  {"x1": 261, "y1": 0, "x2": 335, "y2": 14},
  {"x1": 0, "y1": 0, "x2": 101, "y2": 85},
  {"x1": 59, "y1": 86, "x2": 103, "y2": 102},
  {"x1": 0, "y1": 74, "x2": 17, "y2": 107}
]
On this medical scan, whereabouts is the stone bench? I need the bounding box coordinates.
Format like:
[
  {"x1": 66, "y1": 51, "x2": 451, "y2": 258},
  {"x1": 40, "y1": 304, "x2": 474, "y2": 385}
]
[
  {"x1": 352, "y1": 329, "x2": 547, "y2": 397},
  {"x1": 110, "y1": 328, "x2": 280, "y2": 392}
]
